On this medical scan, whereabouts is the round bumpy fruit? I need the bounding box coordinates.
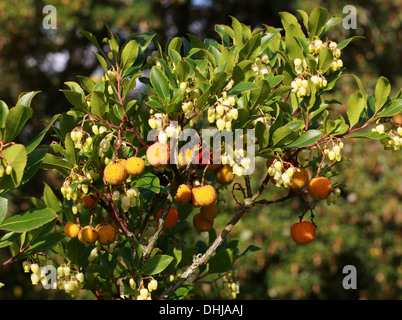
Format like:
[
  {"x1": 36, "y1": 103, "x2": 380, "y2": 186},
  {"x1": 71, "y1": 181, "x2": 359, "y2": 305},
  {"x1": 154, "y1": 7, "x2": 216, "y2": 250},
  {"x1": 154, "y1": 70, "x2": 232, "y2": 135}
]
[
  {"x1": 104, "y1": 162, "x2": 128, "y2": 185},
  {"x1": 175, "y1": 184, "x2": 192, "y2": 205},
  {"x1": 146, "y1": 142, "x2": 171, "y2": 167},
  {"x1": 192, "y1": 185, "x2": 217, "y2": 207},
  {"x1": 291, "y1": 221, "x2": 316, "y2": 244},
  {"x1": 78, "y1": 226, "x2": 99, "y2": 245},
  {"x1": 95, "y1": 223, "x2": 117, "y2": 245},
  {"x1": 193, "y1": 213, "x2": 214, "y2": 232},
  {"x1": 289, "y1": 168, "x2": 309, "y2": 191},
  {"x1": 64, "y1": 222, "x2": 80, "y2": 238},
  {"x1": 82, "y1": 194, "x2": 98, "y2": 209},
  {"x1": 155, "y1": 207, "x2": 179, "y2": 229},
  {"x1": 200, "y1": 204, "x2": 218, "y2": 221},
  {"x1": 126, "y1": 157, "x2": 145, "y2": 176},
  {"x1": 307, "y1": 177, "x2": 332, "y2": 200},
  {"x1": 214, "y1": 164, "x2": 235, "y2": 185}
]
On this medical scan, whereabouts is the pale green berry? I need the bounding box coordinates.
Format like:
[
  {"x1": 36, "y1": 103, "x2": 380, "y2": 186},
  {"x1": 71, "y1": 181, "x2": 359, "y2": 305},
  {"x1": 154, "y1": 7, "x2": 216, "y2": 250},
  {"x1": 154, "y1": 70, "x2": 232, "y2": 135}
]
[
  {"x1": 0, "y1": 166, "x2": 4, "y2": 178},
  {"x1": 294, "y1": 58, "x2": 302, "y2": 67},
  {"x1": 397, "y1": 127, "x2": 402, "y2": 136}
]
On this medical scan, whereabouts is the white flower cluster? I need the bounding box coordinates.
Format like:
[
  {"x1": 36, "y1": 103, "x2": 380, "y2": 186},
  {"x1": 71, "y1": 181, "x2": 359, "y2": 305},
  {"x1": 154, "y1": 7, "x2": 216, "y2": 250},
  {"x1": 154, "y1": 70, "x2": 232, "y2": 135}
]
[
  {"x1": 212, "y1": 270, "x2": 240, "y2": 300},
  {"x1": 119, "y1": 278, "x2": 158, "y2": 300},
  {"x1": 324, "y1": 141, "x2": 344, "y2": 162},
  {"x1": 70, "y1": 128, "x2": 93, "y2": 152},
  {"x1": 23, "y1": 260, "x2": 84, "y2": 297},
  {"x1": 267, "y1": 159, "x2": 296, "y2": 188},
  {"x1": 374, "y1": 122, "x2": 402, "y2": 151},
  {"x1": 207, "y1": 92, "x2": 239, "y2": 131},
  {"x1": 309, "y1": 39, "x2": 343, "y2": 73},
  {"x1": 251, "y1": 53, "x2": 271, "y2": 76},
  {"x1": 112, "y1": 186, "x2": 140, "y2": 212}
]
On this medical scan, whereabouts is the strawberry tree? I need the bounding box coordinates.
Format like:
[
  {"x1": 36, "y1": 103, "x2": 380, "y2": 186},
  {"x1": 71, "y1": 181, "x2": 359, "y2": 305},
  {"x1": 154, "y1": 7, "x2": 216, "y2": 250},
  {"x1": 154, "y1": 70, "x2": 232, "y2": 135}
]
[{"x1": 0, "y1": 8, "x2": 401, "y2": 299}]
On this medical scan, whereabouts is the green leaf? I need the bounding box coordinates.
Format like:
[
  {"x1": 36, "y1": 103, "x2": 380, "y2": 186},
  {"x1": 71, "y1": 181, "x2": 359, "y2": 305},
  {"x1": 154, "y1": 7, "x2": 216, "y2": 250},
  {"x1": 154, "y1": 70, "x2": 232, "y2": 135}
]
[
  {"x1": 208, "y1": 248, "x2": 237, "y2": 274},
  {"x1": 64, "y1": 133, "x2": 77, "y2": 166},
  {"x1": 0, "y1": 100, "x2": 9, "y2": 129},
  {"x1": 374, "y1": 76, "x2": 391, "y2": 111},
  {"x1": 90, "y1": 91, "x2": 108, "y2": 118},
  {"x1": 238, "y1": 34, "x2": 261, "y2": 62},
  {"x1": 66, "y1": 237, "x2": 88, "y2": 266},
  {"x1": 26, "y1": 114, "x2": 60, "y2": 154},
  {"x1": 240, "y1": 244, "x2": 261, "y2": 257},
  {"x1": 337, "y1": 36, "x2": 364, "y2": 50},
  {"x1": 0, "y1": 208, "x2": 57, "y2": 233},
  {"x1": 227, "y1": 82, "x2": 259, "y2": 96},
  {"x1": 285, "y1": 130, "x2": 323, "y2": 148},
  {"x1": 3, "y1": 105, "x2": 33, "y2": 143},
  {"x1": 61, "y1": 89, "x2": 87, "y2": 111},
  {"x1": 271, "y1": 126, "x2": 298, "y2": 147},
  {"x1": 138, "y1": 255, "x2": 174, "y2": 275},
  {"x1": 20, "y1": 148, "x2": 47, "y2": 186},
  {"x1": 318, "y1": 47, "x2": 333, "y2": 73},
  {"x1": 0, "y1": 197, "x2": 8, "y2": 224},
  {"x1": 43, "y1": 183, "x2": 62, "y2": 213},
  {"x1": 150, "y1": 67, "x2": 171, "y2": 102},
  {"x1": 0, "y1": 232, "x2": 20, "y2": 249},
  {"x1": 120, "y1": 40, "x2": 139, "y2": 70},
  {"x1": 347, "y1": 92, "x2": 365, "y2": 128},
  {"x1": 16, "y1": 91, "x2": 40, "y2": 108},
  {"x1": 256, "y1": 121, "x2": 269, "y2": 149},
  {"x1": 0, "y1": 144, "x2": 27, "y2": 190},
  {"x1": 307, "y1": 7, "x2": 328, "y2": 40},
  {"x1": 348, "y1": 131, "x2": 388, "y2": 139},
  {"x1": 40, "y1": 153, "x2": 72, "y2": 173},
  {"x1": 133, "y1": 172, "x2": 160, "y2": 193},
  {"x1": 375, "y1": 99, "x2": 402, "y2": 119}
]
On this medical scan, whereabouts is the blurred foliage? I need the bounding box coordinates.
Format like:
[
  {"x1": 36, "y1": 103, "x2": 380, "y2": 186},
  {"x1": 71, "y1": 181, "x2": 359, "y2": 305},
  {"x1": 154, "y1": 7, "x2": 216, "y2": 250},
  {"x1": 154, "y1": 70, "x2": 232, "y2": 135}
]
[{"x1": 0, "y1": 0, "x2": 401, "y2": 299}]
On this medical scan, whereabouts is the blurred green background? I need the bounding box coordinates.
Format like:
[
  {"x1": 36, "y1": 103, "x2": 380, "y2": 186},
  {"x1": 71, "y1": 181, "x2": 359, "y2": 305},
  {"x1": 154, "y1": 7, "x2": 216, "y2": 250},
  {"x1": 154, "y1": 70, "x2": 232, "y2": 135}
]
[{"x1": 0, "y1": 0, "x2": 401, "y2": 299}]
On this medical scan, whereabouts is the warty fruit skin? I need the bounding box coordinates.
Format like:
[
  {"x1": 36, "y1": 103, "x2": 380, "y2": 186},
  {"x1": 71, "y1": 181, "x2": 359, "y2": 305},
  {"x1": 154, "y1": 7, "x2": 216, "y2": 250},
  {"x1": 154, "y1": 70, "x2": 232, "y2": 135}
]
[
  {"x1": 307, "y1": 177, "x2": 332, "y2": 200},
  {"x1": 191, "y1": 185, "x2": 217, "y2": 207},
  {"x1": 193, "y1": 213, "x2": 214, "y2": 232},
  {"x1": 103, "y1": 162, "x2": 128, "y2": 185}
]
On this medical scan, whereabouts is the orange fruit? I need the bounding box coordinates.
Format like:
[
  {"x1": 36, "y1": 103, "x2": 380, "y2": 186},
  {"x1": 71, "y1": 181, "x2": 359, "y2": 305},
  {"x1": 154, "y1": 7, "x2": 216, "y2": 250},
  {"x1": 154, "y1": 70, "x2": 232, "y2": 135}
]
[
  {"x1": 155, "y1": 207, "x2": 179, "y2": 229},
  {"x1": 82, "y1": 194, "x2": 98, "y2": 209},
  {"x1": 104, "y1": 162, "x2": 128, "y2": 185},
  {"x1": 193, "y1": 213, "x2": 214, "y2": 232},
  {"x1": 214, "y1": 164, "x2": 235, "y2": 185},
  {"x1": 95, "y1": 223, "x2": 117, "y2": 245},
  {"x1": 191, "y1": 185, "x2": 217, "y2": 207},
  {"x1": 307, "y1": 177, "x2": 332, "y2": 200},
  {"x1": 200, "y1": 204, "x2": 218, "y2": 221},
  {"x1": 291, "y1": 221, "x2": 316, "y2": 244},
  {"x1": 393, "y1": 113, "x2": 402, "y2": 125},
  {"x1": 174, "y1": 184, "x2": 192, "y2": 205},
  {"x1": 146, "y1": 142, "x2": 170, "y2": 167},
  {"x1": 78, "y1": 226, "x2": 98, "y2": 245},
  {"x1": 64, "y1": 222, "x2": 80, "y2": 238},
  {"x1": 289, "y1": 167, "x2": 309, "y2": 191},
  {"x1": 126, "y1": 157, "x2": 145, "y2": 175}
]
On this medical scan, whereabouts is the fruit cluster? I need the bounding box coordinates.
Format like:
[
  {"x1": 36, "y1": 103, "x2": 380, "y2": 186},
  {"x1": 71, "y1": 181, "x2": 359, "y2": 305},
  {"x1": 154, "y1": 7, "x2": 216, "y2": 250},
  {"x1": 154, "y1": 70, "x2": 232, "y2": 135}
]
[{"x1": 64, "y1": 221, "x2": 118, "y2": 246}]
